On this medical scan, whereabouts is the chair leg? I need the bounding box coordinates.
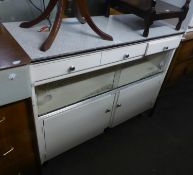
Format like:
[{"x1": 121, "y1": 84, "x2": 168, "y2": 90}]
[
  {"x1": 20, "y1": 0, "x2": 58, "y2": 28},
  {"x1": 143, "y1": 17, "x2": 152, "y2": 37},
  {"x1": 40, "y1": 0, "x2": 66, "y2": 51},
  {"x1": 75, "y1": 0, "x2": 113, "y2": 41},
  {"x1": 176, "y1": 16, "x2": 185, "y2": 30}
]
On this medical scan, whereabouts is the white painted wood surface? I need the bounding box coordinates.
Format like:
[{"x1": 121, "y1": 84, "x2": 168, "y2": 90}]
[
  {"x1": 30, "y1": 36, "x2": 181, "y2": 84},
  {"x1": 0, "y1": 66, "x2": 31, "y2": 106},
  {"x1": 3, "y1": 15, "x2": 184, "y2": 61},
  {"x1": 43, "y1": 94, "x2": 115, "y2": 160},
  {"x1": 101, "y1": 43, "x2": 147, "y2": 65},
  {"x1": 30, "y1": 34, "x2": 183, "y2": 163},
  {"x1": 112, "y1": 75, "x2": 162, "y2": 127},
  {"x1": 146, "y1": 36, "x2": 182, "y2": 55},
  {"x1": 30, "y1": 52, "x2": 101, "y2": 82},
  {"x1": 36, "y1": 71, "x2": 115, "y2": 115}
]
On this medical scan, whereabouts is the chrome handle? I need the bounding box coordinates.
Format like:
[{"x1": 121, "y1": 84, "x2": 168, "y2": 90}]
[
  {"x1": 116, "y1": 104, "x2": 122, "y2": 108},
  {"x1": 2, "y1": 147, "x2": 14, "y2": 156},
  {"x1": 123, "y1": 54, "x2": 130, "y2": 60},
  {"x1": 163, "y1": 46, "x2": 169, "y2": 51},
  {"x1": 8, "y1": 73, "x2": 16, "y2": 80},
  {"x1": 68, "y1": 65, "x2": 76, "y2": 72},
  {"x1": 105, "y1": 109, "x2": 111, "y2": 113},
  {"x1": 0, "y1": 116, "x2": 6, "y2": 124}
]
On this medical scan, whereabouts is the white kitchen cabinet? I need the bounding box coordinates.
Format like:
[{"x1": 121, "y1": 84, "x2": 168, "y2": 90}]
[
  {"x1": 29, "y1": 36, "x2": 181, "y2": 163},
  {"x1": 43, "y1": 94, "x2": 115, "y2": 161},
  {"x1": 112, "y1": 75, "x2": 162, "y2": 127}
]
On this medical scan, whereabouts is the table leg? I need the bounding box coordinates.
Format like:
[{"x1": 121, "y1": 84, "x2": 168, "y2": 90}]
[
  {"x1": 40, "y1": 0, "x2": 66, "y2": 51},
  {"x1": 74, "y1": 2, "x2": 86, "y2": 24},
  {"x1": 20, "y1": 0, "x2": 58, "y2": 28},
  {"x1": 76, "y1": 0, "x2": 113, "y2": 41}
]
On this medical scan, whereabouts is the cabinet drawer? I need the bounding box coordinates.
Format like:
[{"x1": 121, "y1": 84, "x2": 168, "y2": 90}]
[
  {"x1": 0, "y1": 66, "x2": 31, "y2": 106},
  {"x1": 31, "y1": 52, "x2": 101, "y2": 82},
  {"x1": 146, "y1": 36, "x2": 182, "y2": 55},
  {"x1": 101, "y1": 43, "x2": 147, "y2": 65}
]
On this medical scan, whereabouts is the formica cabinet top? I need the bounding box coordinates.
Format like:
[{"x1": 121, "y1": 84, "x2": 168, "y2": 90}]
[
  {"x1": 3, "y1": 15, "x2": 184, "y2": 62},
  {"x1": 0, "y1": 23, "x2": 31, "y2": 70}
]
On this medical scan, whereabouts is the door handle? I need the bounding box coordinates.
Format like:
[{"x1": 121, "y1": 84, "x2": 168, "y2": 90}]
[
  {"x1": 123, "y1": 53, "x2": 130, "y2": 60},
  {"x1": 2, "y1": 147, "x2": 14, "y2": 157},
  {"x1": 68, "y1": 65, "x2": 76, "y2": 72},
  {"x1": 163, "y1": 46, "x2": 169, "y2": 51},
  {"x1": 0, "y1": 117, "x2": 6, "y2": 124}
]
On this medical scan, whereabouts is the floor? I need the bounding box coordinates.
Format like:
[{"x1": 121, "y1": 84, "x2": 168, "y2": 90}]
[{"x1": 42, "y1": 75, "x2": 193, "y2": 175}]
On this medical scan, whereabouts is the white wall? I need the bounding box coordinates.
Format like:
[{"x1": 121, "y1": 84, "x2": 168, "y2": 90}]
[{"x1": 0, "y1": 0, "x2": 42, "y2": 22}]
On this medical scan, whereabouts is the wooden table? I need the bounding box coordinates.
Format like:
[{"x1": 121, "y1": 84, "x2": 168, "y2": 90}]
[{"x1": 20, "y1": 0, "x2": 113, "y2": 52}]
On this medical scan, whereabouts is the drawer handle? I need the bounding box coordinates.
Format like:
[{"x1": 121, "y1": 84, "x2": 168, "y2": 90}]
[
  {"x1": 2, "y1": 147, "x2": 14, "y2": 156},
  {"x1": 105, "y1": 109, "x2": 111, "y2": 113},
  {"x1": 68, "y1": 65, "x2": 76, "y2": 72},
  {"x1": 123, "y1": 54, "x2": 130, "y2": 60},
  {"x1": 116, "y1": 104, "x2": 122, "y2": 108},
  {"x1": 8, "y1": 73, "x2": 16, "y2": 80},
  {"x1": 163, "y1": 46, "x2": 169, "y2": 51},
  {"x1": 0, "y1": 117, "x2": 6, "y2": 124}
]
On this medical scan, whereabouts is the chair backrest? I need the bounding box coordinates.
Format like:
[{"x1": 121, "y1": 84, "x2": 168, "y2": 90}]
[
  {"x1": 119, "y1": 0, "x2": 155, "y2": 11},
  {"x1": 183, "y1": 0, "x2": 191, "y2": 9}
]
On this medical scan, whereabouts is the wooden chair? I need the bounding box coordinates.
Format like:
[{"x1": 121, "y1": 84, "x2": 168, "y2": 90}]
[
  {"x1": 20, "y1": 0, "x2": 113, "y2": 51},
  {"x1": 106, "y1": 0, "x2": 191, "y2": 37}
]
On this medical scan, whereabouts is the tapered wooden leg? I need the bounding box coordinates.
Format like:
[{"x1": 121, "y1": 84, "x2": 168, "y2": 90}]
[
  {"x1": 40, "y1": 0, "x2": 66, "y2": 51},
  {"x1": 176, "y1": 14, "x2": 187, "y2": 30},
  {"x1": 76, "y1": 0, "x2": 113, "y2": 41},
  {"x1": 20, "y1": 0, "x2": 58, "y2": 28},
  {"x1": 74, "y1": 2, "x2": 86, "y2": 24},
  {"x1": 176, "y1": 18, "x2": 183, "y2": 30},
  {"x1": 176, "y1": 2, "x2": 190, "y2": 30},
  {"x1": 143, "y1": 17, "x2": 152, "y2": 37}
]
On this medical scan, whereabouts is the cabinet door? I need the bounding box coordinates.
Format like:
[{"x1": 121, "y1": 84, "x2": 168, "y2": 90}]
[
  {"x1": 112, "y1": 76, "x2": 162, "y2": 127},
  {"x1": 44, "y1": 94, "x2": 115, "y2": 161},
  {"x1": 0, "y1": 100, "x2": 39, "y2": 175}
]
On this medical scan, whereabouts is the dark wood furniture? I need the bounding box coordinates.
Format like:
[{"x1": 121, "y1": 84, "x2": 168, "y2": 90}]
[
  {"x1": 106, "y1": 0, "x2": 191, "y2": 37},
  {"x1": 164, "y1": 31, "x2": 193, "y2": 87},
  {"x1": 0, "y1": 99, "x2": 40, "y2": 175},
  {"x1": 20, "y1": 0, "x2": 113, "y2": 52},
  {"x1": 0, "y1": 24, "x2": 31, "y2": 70},
  {"x1": 0, "y1": 23, "x2": 40, "y2": 175}
]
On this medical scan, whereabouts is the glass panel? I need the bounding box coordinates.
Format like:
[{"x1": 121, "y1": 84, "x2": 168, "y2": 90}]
[
  {"x1": 36, "y1": 52, "x2": 166, "y2": 116},
  {"x1": 36, "y1": 69, "x2": 115, "y2": 115},
  {"x1": 118, "y1": 52, "x2": 165, "y2": 87}
]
